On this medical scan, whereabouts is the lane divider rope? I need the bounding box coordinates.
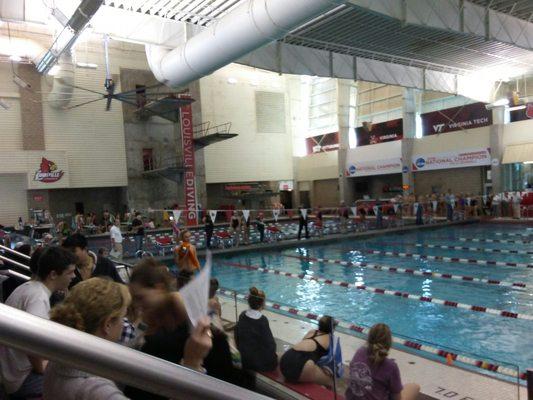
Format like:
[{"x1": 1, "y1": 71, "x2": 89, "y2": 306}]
[
  {"x1": 220, "y1": 261, "x2": 533, "y2": 321},
  {"x1": 495, "y1": 232, "x2": 533, "y2": 238},
  {"x1": 217, "y1": 288, "x2": 526, "y2": 381},
  {"x1": 459, "y1": 237, "x2": 531, "y2": 245},
  {"x1": 412, "y1": 243, "x2": 533, "y2": 256},
  {"x1": 283, "y1": 254, "x2": 529, "y2": 289},
  {"x1": 361, "y1": 249, "x2": 533, "y2": 269}
]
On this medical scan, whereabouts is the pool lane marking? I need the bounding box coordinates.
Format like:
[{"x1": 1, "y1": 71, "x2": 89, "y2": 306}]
[
  {"x1": 217, "y1": 288, "x2": 527, "y2": 381},
  {"x1": 283, "y1": 254, "x2": 529, "y2": 289},
  {"x1": 458, "y1": 237, "x2": 531, "y2": 245},
  {"x1": 361, "y1": 249, "x2": 533, "y2": 269},
  {"x1": 412, "y1": 243, "x2": 533, "y2": 256},
  {"x1": 220, "y1": 261, "x2": 533, "y2": 321}
]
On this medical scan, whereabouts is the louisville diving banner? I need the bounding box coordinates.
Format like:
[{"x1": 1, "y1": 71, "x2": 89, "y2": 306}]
[
  {"x1": 180, "y1": 100, "x2": 197, "y2": 226},
  {"x1": 412, "y1": 148, "x2": 491, "y2": 172}
]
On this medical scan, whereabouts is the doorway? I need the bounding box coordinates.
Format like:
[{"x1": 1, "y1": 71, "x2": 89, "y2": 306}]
[
  {"x1": 279, "y1": 190, "x2": 293, "y2": 209},
  {"x1": 75, "y1": 202, "x2": 84, "y2": 215}
]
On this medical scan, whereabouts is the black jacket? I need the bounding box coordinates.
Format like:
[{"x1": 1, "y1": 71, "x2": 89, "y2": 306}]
[
  {"x1": 70, "y1": 253, "x2": 124, "y2": 288},
  {"x1": 235, "y1": 311, "x2": 278, "y2": 372}
]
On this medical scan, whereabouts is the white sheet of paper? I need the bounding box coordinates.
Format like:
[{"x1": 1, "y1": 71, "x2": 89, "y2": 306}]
[{"x1": 179, "y1": 252, "x2": 211, "y2": 327}]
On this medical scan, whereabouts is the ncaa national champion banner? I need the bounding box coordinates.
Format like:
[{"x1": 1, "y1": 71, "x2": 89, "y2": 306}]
[
  {"x1": 412, "y1": 148, "x2": 491, "y2": 172},
  {"x1": 345, "y1": 157, "x2": 402, "y2": 177},
  {"x1": 180, "y1": 99, "x2": 197, "y2": 226}
]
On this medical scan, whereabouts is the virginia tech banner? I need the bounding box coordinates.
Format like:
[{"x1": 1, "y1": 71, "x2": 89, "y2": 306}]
[
  {"x1": 421, "y1": 102, "x2": 492, "y2": 136},
  {"x1": 180, "y1": 101, "x2": 197, "y2": 226}
]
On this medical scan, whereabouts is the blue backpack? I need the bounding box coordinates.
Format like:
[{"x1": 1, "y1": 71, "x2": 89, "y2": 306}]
[{"x1": 317, "y1": 335, "x2": 344, "y2": 378}]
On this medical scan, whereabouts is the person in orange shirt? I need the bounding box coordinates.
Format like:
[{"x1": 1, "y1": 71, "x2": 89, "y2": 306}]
[{"x1": 174, "y1": 229, "x2": 200, "y2": 288}]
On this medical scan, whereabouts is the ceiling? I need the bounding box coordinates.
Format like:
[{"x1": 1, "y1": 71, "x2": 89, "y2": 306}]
[
  {"x1": 100, "y1": 0, "x2": 533, "y2": 80},
  {"x1": 468, "y1": 0, "x2": 533, "y2": 21},
  {"x1": 284, "y1": 3, "x2": 533, "y2": 77},
  {"x1": 102, "y1": 0, "x2": 247, "y2": 26}
]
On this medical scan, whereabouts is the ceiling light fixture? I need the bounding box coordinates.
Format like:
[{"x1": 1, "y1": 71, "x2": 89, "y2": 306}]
[
  {"x1": 9, "y1": 55, "x2": 22, "y2": 62},
  {"x1": 48, "y1": 65, "x2": 61, "y2": 76},
  {"x1": 76, "y1": 62, "x2": 98, "y2": 69}
]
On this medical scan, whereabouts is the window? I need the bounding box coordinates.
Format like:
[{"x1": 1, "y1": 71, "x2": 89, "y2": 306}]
[{"x1": 143, "y1": 148, "x2": 154, "y2": 171}]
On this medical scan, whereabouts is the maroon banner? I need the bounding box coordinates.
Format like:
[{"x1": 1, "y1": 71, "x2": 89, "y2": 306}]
[
  {"x1": 510, "y1": 102, "x2": 533, "y2": 123},
  {"x1": 422, "y1": 102, "x2": 492, "y2": 135},
  {"x1": 180, "y1": 100, "x2": 197, "y2": 226},
  {"x1": 305, "y1": 132, "x2": 339, "y2": 155},
  {"x1": 355, "y1": 119, "x2": 403, "y2": 146}
]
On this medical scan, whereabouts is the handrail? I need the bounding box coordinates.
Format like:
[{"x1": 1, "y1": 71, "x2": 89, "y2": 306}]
[
  {"x1": 0, "y1": 254, "x2": 31, "y2": 272},
  {"x1": 0, "y1": 269, "x2": 30, "y2": 281},
  {"x1": 0, "y1": 244, "x2": 31, "y2": 261},
  {"x1": 0, "y1": 303, "x2": 272, "y2": 400}
]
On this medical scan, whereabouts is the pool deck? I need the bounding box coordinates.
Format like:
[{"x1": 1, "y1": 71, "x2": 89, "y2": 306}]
[
  {"x1": 220, "y1": 296, "x2": 527, "y2": 400},
  {"x1": 122, "y1": 218, "x2": 479, "y2": 264}
]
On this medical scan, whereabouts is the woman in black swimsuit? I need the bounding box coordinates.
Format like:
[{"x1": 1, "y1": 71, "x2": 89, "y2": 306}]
[{"x1": 280, "y1": 315, "x2": 334, "y2": 387}]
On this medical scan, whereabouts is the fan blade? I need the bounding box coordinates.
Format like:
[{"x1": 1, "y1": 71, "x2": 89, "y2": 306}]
[{"x1": 63, "y1": 97, "x2": 104, "y2": 110}]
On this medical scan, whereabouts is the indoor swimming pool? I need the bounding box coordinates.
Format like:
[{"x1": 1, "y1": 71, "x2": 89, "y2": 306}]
[{"x1": 209, "y1": 223, "x2": 533, "y2": 379}]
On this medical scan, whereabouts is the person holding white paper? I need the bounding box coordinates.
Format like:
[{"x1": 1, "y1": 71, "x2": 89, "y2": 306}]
[{"x1": 125, "y1": 259, "x2": 212, "y2": 400}]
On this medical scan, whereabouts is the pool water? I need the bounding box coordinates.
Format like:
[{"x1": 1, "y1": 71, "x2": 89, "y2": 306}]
[{"x1": 208, "y1": 223, "x2": 533, "y2": 375}]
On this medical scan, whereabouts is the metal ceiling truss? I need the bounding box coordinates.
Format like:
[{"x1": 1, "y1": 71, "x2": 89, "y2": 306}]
[
  {"x1": 286, "y1": 2, "x2": 533, "y2": 75},
  {"x1": 103, "y1": 0, "x2": 245, "y2": 26},
  {"x1": 238, "y1": 41, "x2": 464, "y2": 98},
  {"x1": 346, "y1": 0, "x2": 533, "y2": 51},
  {"x1": 468, "y1": 0, "x2": 533, "y2": 21}
]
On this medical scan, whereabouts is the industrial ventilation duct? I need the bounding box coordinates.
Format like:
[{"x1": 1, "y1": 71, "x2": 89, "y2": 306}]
[
  {"x1": 37, "y1": 0, "x2": 104, "y2": 74},
  {"x1": 146, "y1": 0, "x2": 343, "y2": 88},
  {"x1": 47, "y1": 50, "x2": 75, "y2": 109}
]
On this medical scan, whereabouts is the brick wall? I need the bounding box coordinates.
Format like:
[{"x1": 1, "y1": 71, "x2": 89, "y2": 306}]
[
  {"x1": 313, "y1": 179, "x2": 339, "y2": 207},
  {"x1": 17, "y1": 64, "x2": 45, "y2": 150},
  {"x1": 414, "y1": 167, "x2": 485, "y2": 195}
]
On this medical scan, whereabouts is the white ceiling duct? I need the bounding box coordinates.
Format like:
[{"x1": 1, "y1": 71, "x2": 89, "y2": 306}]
[
  {"x1": 146, "y1": 0, "x2": 344, "y2": 88},
  {"x1": 47, "y1": 50, "x2": 75, "y2": 109}
]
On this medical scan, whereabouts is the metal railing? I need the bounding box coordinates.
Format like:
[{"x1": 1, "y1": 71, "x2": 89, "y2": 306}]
[
  {"x1": 0, "y1": 303, "x2": 272, "y2": 400},
  {"x1": 0, "y1": 255, "x2": 31, "y2": 273},
  {"x1": 0, "y1": 244, "x2": 31, "y2": 261}
]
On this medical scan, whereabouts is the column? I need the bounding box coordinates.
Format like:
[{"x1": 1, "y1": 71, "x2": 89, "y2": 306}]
[
  {"x1": 490, "y1": 106, "x2": 506, "y2": 193},
  {"x1": 337, "y1": 79, "x2": 356, "y2": 204},
  {"x1": 401, "y1": 88, "x2": 420, "y2": 195}
]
